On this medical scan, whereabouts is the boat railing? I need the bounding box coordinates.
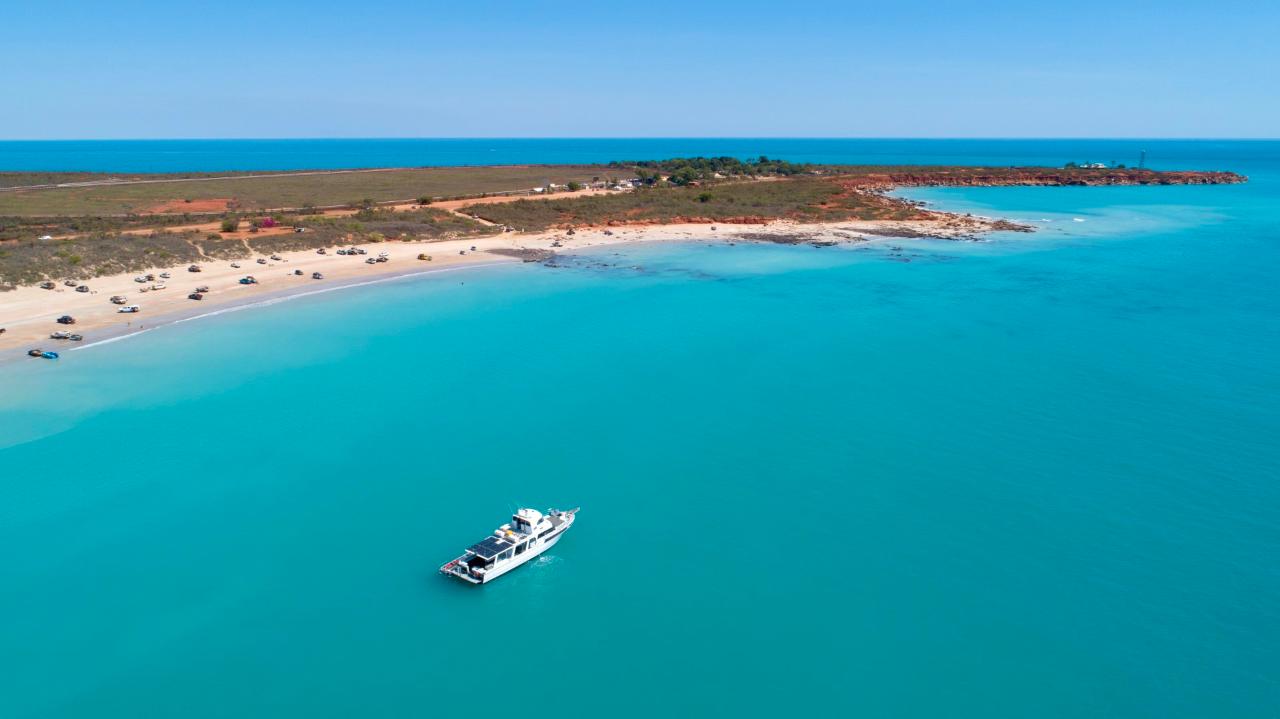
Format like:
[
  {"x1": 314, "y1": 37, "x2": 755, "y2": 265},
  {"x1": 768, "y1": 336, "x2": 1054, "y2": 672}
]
[{"x1": 439, "y1": 558, "x2": 482, "y2": 584}]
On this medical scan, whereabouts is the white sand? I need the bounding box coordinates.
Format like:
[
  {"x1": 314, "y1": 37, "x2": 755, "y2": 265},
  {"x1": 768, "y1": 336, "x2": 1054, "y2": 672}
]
[{"x1": 0, "y1": 217, "x2": 995, "y2": 358}]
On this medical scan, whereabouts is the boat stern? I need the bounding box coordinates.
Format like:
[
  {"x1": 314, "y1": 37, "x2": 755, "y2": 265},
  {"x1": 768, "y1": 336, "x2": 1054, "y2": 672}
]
[{"x1": 439, "y1": 557, "x2": 482, "y2": 584}]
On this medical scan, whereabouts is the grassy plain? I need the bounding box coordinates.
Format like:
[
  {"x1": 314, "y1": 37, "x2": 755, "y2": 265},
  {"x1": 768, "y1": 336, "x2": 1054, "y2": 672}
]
[{"x1": 0, "y1": 165, "x2": 620, "y2": 216}]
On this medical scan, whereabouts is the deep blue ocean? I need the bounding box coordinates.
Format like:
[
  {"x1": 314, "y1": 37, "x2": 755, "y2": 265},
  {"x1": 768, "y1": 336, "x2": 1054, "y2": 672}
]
[
  {"x1": 0, "y1": 140, "x2": 1277, "y2": 717},
  {"x1": 0, "y1": 137, "x2": 1264, "y2": 173}
]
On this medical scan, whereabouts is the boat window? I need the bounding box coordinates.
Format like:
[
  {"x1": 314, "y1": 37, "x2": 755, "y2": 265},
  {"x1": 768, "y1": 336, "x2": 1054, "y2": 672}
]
[
  {"x1": 515, "y1": 542, "x2": 527, "y2": 555},
  {"x1": 538, "y1": 528, "x2": 555, "y2": 539},
  {"x1": 499, "y1": 550, "x2": 512, "y2": 561}
]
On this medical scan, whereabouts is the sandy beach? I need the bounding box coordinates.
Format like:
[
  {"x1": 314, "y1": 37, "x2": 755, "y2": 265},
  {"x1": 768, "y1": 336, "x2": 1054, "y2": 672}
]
[{"x1": 0, "y1": 216, "x2": 998, "y2": 362}]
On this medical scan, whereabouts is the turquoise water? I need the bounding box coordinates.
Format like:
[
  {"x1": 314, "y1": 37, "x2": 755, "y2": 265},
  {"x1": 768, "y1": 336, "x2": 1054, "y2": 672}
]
[
  {"x1": 1, "y1": 142, "x2": 1278, "y2": 717},
  {"x1": 0, "y1": 137, "x2": 1262, "y2": 173}
]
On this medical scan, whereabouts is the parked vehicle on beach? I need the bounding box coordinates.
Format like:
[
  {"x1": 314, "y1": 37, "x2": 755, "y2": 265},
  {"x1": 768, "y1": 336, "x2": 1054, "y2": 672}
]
[
  {"x1": 159, "y1": 272, "x2": 171, "y2": 279},
  {"x1": 316, "y1": 248, "x2": 327, "y2": 255},
  {"x1": 50, "y1": 330, "x2": 71, "y2": 339},
  {"x1": 29, "y1": 349, "x2": 58, "y2": 359},
  {"x1": 312, "y1": 272, "x2": 324, "y2": 279},
  {"x1": 230, "y1": 263, "x2": 241, "y2": 269},
  {"x1": 365, "y1": 257, "x2": 377, "y2": 264},
  {"x1": 110, "y1": 295, "x2": 127, "y2": 304},
  {"x1": 418, "y1": 254, "x2": 432, "y2": 261},
  {"x1": 195, "y1": 285, "x2": 210, "y2": 293},
  {"x1": 239, "y1": 276, "x2": 257, "y2": 284},
  {"x1": 440, "y1": 508, "x2": 578, "y2": 585},
  {"x1": 76, "y1": 285, "x2": 89, "y2": 293},
  {"x1": 118, "y1": 305, "x2": 140, "y2": 313},
  {"x1": 188, "y1": 265, "x2": 202, "y2": 272},
  {"x1": 188, "y1": 292, "x2": 204, "y2": 300},
  {"x1": 56, "y1": 315, "x2": 76, "y2": 325},
  {"x1": 40, "y1": 281, "x2": 56, "y2": 290},
  {"x1": 64, "y1": 280, "x2": 78, "y2": 287},
  {"x1": 257, "y1": 258, "x2": 268, "y2": 265}
]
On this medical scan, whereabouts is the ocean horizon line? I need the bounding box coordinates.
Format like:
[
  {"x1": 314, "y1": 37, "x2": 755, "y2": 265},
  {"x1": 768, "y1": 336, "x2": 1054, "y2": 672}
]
[{"x1": 4, "y1": 136, "x2": 1280, "y2": 143}]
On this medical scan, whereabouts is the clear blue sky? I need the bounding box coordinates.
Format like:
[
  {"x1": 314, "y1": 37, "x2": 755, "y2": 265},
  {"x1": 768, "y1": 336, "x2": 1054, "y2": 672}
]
[{"x1": 5, "y1": 0, "x2": 1276, "y2": 139}]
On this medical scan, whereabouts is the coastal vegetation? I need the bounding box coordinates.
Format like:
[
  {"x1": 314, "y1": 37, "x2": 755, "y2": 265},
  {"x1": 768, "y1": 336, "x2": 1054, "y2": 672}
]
[
  {"x1": 0, "y1": 231, "x2": 223, "y2": 289},
  {"x1": 0, "y1": 160, "x2": 1244, "y2": 289},
  {"x1": 615, "y1": 156, "x2": 811, "y2": 186},
  {"x1": 0, "y1": 165, "x2": 618, "y2": 217},
  {"x1": 0, "y1": 207, "x2": 496, "y2": 289},
  {"x1": 459, "y1": 177, "x2": 927, "y2": 231}
]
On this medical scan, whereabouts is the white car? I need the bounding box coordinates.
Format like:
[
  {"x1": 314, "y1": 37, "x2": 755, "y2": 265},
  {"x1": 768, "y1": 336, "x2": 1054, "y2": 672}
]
[{"x1": 118, "y1": 305, "x2": 140, "y2": 313}]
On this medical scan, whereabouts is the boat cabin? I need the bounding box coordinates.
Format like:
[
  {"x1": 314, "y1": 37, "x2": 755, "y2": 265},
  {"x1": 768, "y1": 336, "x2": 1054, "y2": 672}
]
[
  {"x1": 464, "y1": 535, "x2": 513, "y2": 572},
  {"x1": 441, "y1": 507, "x2": 577, "y2": 585}
]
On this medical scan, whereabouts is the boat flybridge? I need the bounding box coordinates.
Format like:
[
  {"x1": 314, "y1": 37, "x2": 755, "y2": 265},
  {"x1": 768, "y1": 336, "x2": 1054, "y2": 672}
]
[{"x1": 440, "y1": 507, "x2": 578, "y2": 585}]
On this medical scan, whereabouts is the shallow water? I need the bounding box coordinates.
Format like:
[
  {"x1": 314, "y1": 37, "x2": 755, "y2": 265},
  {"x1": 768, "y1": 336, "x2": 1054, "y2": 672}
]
[{"x1": 1, "y1": 142, "x2": 1278, "y2": 717}]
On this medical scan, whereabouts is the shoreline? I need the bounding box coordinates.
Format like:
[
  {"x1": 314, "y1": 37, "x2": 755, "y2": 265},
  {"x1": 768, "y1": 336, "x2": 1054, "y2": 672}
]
[
  {"x1": 0, "y1": 216, "x2": 1007, "y2": 363},
  {"x1": 57, "y1": 259, "x2": 515, "y2": 357}
]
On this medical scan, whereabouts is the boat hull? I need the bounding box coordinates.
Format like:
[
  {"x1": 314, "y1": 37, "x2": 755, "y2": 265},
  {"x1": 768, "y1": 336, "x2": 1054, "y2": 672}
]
[{"x1": 441, "y1": 510, "x2": 576, "y2": 585}]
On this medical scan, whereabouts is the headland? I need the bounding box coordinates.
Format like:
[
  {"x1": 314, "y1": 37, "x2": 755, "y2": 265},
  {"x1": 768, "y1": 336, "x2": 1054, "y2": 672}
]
[{"x1": 0, "y1": 157, "x2": 1245, "y2": 357}]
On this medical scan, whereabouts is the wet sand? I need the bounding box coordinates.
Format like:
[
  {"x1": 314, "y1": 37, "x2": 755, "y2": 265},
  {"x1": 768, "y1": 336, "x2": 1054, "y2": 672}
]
[{"x1": 0, "y1": 217, "x2": 1004, "y2": 363}]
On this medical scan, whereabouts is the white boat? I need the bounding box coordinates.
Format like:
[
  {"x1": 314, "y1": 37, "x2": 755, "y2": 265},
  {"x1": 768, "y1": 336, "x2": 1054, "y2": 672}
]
[{"x1": 440, "y1": 507, "x2": 578, "y2": 585}]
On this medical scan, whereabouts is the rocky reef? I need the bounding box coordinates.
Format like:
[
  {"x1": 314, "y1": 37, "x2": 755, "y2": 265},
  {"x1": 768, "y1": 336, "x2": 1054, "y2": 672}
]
[{"x1": 833, "y1": 167, "x2": 1247, "y2": 191}]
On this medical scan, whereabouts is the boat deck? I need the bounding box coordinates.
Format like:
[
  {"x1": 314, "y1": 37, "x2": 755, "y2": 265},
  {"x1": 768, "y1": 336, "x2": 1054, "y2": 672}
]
[{"x1": 439, "y1": 558, "x2": 481, "y2": 584}]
